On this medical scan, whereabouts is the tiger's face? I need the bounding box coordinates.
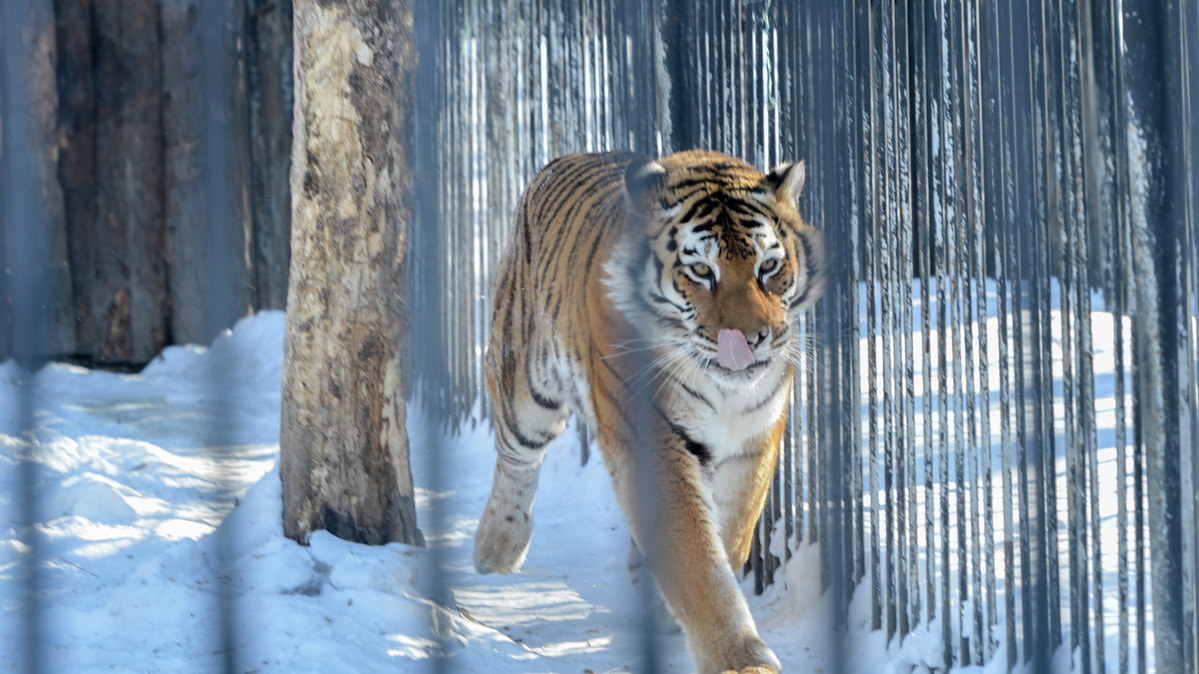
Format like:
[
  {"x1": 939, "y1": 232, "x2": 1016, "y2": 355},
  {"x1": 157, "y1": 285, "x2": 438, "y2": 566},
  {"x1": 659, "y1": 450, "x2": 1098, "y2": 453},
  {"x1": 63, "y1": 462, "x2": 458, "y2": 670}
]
[{"x1": 610, "y1": 150, "x2": 825, "y2": 388}]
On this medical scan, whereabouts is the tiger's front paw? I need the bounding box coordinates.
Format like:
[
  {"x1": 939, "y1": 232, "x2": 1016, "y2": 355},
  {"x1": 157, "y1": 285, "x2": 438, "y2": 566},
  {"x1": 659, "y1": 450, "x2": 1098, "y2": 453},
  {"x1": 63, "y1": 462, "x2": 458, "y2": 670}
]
[
  {"x1": 699, "y1": 634, "x2": 781, "y2": 674},
  {"x1": 472, "y1": 495, "x2": 533, "y2": 574}
]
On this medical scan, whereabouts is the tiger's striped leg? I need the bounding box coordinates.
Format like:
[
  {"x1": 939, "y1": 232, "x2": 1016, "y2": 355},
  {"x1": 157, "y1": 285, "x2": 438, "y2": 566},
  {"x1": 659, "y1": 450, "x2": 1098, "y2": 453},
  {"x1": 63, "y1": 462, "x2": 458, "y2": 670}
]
[
  {"x1": 712, "y1": 421, "x2": 786, "y2": 570},
  {"x1": 473, "y1": 353, "x2": 569, "y2": 574},
  {"x1": 606, "y1": 433, "x2": 781, "y2": 674}
]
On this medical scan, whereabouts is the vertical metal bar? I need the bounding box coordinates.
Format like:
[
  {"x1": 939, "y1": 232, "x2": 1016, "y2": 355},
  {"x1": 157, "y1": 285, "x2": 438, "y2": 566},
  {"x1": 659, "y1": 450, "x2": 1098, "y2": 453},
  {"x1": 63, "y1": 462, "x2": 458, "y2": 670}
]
[
  {"x1": 752, "y1": 0, "x2": 780, "y2": 585},
  {"x1": 1112, "y1": 175, "x2": 1133, "y2": 674},
  {"x1": 1078, "y1": 0, "x2": 1133, "y2": 667},
  {"x1": 1045, "y1": 0, "x2": 1094, "y2": 667},
  {"x1": 1133, "y1": 145, "x2": 1149, "y2": 674},
  {"x1": 995, "y1": 214, "x2": 1017, "y2": 671},
  {"x1": 858, "y1": 0, "x2": 882, "y2": 634},
  {"x1": 443, "y1": 0, "x2": 457, "y2": 417},
  {"x1": 944, "y1": 0, "x2": 975, "y2": 663},
  {"x1": 1, "y1": 1, "x2": 50, "y2": 671},
  {"x1": 911, "y1": 0, "x2": 939, "y2": 632},
  {"x1": 806, "y1": 0, "x2": 822, "y2": 540},
  {"x1": 819, "y1": 1, "x2": 853, "y2": 664},
  {"x1": 893, "y1": 0, "x2": 920, "y2": 638},
  {"x1": 846, "y1": 0, "x2": 864, "y2": 607},
  {"x1": 626, "y1": 6, "x2": 668, "y2": 669},
  {"x1": 881, "y1": 0, "x2": 913, "y2": 643},
  {"x1": 878, "y1": 0, "x2": 904, "y2": 644},
  {"x1": 717, "y1": 0, "x2": 730, "y2": 154},
  {"x1": 989, "y1": 2, "x2": 1021, "y2": 665},
  {"x1": 1061, "y1": 0, "x2": 1106, "y2": 664},
  {"x1": 782, "y1": 405, "x2": 795, "y2": 557},
  {"x1": 1034, "y1": 0, "x2": 1064, "y2": 658},
  {"x1": 856, "y1": 0, "x2": 883, "y2": 636},
  {"x1": 784, "y1": 0, "x2": 807, "y2": 547},
  {"x1": 930, "y1": 0, "x2": 954, "y2": 665},
  {"x1": 962, "y1": 0, "x2": 990, "y2": 662},
  {"x1": 1121, "y1": 0, "x2": 1190, "y2": 670},
  {"x1": 1185, "y1": 5, "x2": 1199, "y2": 670},
  {"x1": 195, "y1": 2, "x2": 244, "y2": 671},
  {"x1": 1007, "y1": 0, "x2": 1040, "y2": 665},
  {"x1": 425, "y1": 0, "x2": 452, "y2": 664}
]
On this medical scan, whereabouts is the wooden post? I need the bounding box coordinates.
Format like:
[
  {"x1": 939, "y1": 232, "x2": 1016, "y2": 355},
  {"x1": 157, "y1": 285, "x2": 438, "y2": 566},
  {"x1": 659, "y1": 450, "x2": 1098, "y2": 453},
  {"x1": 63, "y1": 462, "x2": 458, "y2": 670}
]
[
  {"x1": 281, "y1": 0, "x2": 421, "y2": 547},
  {"x1": 53, "y1": 0, "x2": 97, "y2": 361},
  {"x1": 161, "y1": 0, "x2": 215, "y2": 349},
  {"x1": 81, "y1": 0, "x2": 167, "y2": 364},
  {"x1": 162, "y1": 0, "x2": 255, "y2": 348},
  {"x1": 1, "y1": 0, "x2": 74, "y2": 361},
  {"x1": 246, "y1": 0, "x2": 294, "y2": 312}
]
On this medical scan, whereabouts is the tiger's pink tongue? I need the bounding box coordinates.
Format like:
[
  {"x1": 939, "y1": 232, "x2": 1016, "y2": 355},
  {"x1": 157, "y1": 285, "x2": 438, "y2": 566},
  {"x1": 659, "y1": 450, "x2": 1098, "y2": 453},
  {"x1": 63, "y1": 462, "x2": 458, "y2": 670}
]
[{"x1": 717, "y1": 328, "x2": 757, "y2": 371}]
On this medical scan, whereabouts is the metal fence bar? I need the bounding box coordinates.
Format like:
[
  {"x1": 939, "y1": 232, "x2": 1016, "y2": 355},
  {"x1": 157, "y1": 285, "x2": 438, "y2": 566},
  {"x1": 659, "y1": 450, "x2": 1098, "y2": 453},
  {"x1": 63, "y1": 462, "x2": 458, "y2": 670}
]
[
  {"x1": 890, "y1": 0, "x2": 912, "y2": 644},
  {"x1": 860, "y1": 0, "x2": 883, "y2": 635},
  {"x1": 1066, "y1": 0, "x2": 1106, "y2": 660},
  {"x1": 411, "y1": 4, "x2": 455, "y2": 672},
  {"x1": 1186, "y1": 0, "x2": 1199, "y2": 666},
  {"x1": 195, "y1": 3, "x2": 247, "y2": 670},
  {"x1": 2, "y1": 1, "x2": 52, "y2": 671},
  {"x1": 1123, "y1": 0, "x2": 1193, "y2": 670}
]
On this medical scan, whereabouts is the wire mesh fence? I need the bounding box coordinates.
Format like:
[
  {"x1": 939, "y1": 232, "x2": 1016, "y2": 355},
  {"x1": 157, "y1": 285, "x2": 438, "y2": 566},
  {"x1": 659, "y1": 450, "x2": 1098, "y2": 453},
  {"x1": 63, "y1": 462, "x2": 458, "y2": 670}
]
[{"x1": 2, "y1": 0, "x2": 1197, "y2": 672}]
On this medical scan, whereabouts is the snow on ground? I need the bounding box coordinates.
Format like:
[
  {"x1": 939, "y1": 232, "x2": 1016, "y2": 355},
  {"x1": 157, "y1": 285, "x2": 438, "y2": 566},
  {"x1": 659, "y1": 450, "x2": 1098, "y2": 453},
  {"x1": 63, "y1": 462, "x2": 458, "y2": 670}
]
[{"x1": 0, "y1": 309, "x2": 1099, "y2": 673}]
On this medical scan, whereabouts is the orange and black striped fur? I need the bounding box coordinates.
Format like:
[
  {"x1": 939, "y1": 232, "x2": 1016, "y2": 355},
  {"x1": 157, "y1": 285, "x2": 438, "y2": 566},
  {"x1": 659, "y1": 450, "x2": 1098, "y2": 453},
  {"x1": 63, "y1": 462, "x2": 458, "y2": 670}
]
[{"x1": 473, "y1": 150, "x2": 825, "y2": 674}]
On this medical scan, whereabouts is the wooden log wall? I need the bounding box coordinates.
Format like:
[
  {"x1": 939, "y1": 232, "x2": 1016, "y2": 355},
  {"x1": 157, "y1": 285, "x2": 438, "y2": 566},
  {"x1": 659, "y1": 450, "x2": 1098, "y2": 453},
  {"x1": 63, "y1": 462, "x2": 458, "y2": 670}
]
[
  {"x1": 1, "y1": 0, "x2": 77, "y2": 361},
  {"x1": 1, "y1": 0, "x2": 293, "y2": 366}
]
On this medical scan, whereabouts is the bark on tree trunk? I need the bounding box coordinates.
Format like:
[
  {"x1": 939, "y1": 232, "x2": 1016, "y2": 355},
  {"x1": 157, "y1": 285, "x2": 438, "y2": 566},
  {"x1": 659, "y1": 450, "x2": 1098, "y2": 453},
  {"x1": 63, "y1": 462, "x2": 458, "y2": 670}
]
[{"x1": 281, "y1": 0, "x2": 421, "y2": 547}]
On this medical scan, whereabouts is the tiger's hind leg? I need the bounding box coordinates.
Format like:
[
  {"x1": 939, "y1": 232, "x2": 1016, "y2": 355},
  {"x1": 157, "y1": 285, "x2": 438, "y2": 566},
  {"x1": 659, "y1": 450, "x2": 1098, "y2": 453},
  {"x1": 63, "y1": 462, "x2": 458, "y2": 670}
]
[{"x1": 473, "y1": 348, "x2": 569, "y2": 574}]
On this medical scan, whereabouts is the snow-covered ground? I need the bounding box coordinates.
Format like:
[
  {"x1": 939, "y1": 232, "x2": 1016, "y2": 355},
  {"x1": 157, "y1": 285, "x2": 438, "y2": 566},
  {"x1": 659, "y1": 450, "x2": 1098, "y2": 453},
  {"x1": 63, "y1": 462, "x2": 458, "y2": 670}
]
[{"x1": 0, "y1": 307, "x2": 1118, "y2": 673}]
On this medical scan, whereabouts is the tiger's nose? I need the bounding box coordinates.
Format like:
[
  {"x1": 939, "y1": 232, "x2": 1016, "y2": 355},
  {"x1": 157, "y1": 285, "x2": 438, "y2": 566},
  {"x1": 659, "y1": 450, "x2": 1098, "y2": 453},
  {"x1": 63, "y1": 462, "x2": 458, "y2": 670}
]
[{"x1": 745, "y1": 328, "x2": 769, "y2": 349}]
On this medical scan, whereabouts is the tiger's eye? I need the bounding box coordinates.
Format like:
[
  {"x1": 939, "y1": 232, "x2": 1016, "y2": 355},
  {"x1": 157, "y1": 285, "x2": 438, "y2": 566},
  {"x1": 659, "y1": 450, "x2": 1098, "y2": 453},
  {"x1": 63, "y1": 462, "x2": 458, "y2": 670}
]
[
  {"x1": 759, "y1": 258, "x2": 779, "y2": 274},
  {"x1": 690, "y1": 262, "x2": 712, "y2": 278}
]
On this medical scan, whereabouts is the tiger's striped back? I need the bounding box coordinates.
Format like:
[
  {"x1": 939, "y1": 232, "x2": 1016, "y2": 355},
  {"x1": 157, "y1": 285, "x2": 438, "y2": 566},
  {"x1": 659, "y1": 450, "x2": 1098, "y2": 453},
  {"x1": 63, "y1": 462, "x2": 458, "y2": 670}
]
[{"x1": 486, "y1": 151, "x2": 642, "y2": 429}]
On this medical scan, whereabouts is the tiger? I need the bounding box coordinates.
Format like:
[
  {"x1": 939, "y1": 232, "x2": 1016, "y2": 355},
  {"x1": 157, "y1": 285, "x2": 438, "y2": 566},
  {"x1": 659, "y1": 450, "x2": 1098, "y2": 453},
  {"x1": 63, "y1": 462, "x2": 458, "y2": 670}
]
[{"x1": 472, "y1": 149, "x2": 826, "y2": 674}]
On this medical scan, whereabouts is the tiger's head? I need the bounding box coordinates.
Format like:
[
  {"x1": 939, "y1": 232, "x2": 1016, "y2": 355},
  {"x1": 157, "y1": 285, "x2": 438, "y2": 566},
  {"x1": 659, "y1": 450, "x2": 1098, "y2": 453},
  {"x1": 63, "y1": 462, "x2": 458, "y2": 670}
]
[{"x1": 606, "y1": 150, "x2": 826, "y2": 388}]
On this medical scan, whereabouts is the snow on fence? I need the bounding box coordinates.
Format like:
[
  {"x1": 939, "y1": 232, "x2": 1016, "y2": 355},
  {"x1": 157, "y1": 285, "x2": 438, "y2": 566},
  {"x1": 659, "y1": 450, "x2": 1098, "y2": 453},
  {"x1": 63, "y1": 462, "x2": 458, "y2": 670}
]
[
  {"x1": 405, "y1": 1, "x2": 1198, "y2": 672},
  {"x1": 3, "y1": 0, "x2": 1197, "y2": 672}
]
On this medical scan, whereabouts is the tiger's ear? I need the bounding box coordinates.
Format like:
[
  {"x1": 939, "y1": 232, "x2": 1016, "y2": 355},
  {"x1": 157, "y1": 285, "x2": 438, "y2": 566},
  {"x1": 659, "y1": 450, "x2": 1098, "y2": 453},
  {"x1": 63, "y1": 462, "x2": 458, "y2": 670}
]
[
  {"x1": 762, "y1": 160, "x2": 807, "y2": 206},
  {"x1": 624, "y1": 159, "x2": 667, "y2": 213}
]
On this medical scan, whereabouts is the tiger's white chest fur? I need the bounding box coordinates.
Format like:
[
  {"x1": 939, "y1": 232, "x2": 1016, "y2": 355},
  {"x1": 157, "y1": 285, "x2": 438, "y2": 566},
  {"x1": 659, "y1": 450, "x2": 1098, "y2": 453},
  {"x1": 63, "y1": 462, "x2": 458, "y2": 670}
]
[
  {"x1": 669, "y1": 358, "x2": 792, "y2": 467},
  {"x1": 557, "y1": 340, "x2": 791, "y2": 468}
]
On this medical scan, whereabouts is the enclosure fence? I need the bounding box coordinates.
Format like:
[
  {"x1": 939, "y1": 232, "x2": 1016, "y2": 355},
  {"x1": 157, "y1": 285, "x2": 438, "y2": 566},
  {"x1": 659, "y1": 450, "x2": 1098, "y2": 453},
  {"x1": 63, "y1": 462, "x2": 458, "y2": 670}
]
[
  {"x1": 3, "y1": 0, "x2": 1197, "y2": 672},
  {"x1": 406, "y1": 1, "x2": 1199, "y2": 672}
]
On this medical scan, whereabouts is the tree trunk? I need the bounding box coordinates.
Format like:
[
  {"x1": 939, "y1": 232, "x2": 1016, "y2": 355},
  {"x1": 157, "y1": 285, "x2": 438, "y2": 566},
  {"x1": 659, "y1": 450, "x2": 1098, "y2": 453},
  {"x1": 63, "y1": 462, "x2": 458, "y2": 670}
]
[{"x1": 281, "y1": 0, "x2": 421, "y2": 547}]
